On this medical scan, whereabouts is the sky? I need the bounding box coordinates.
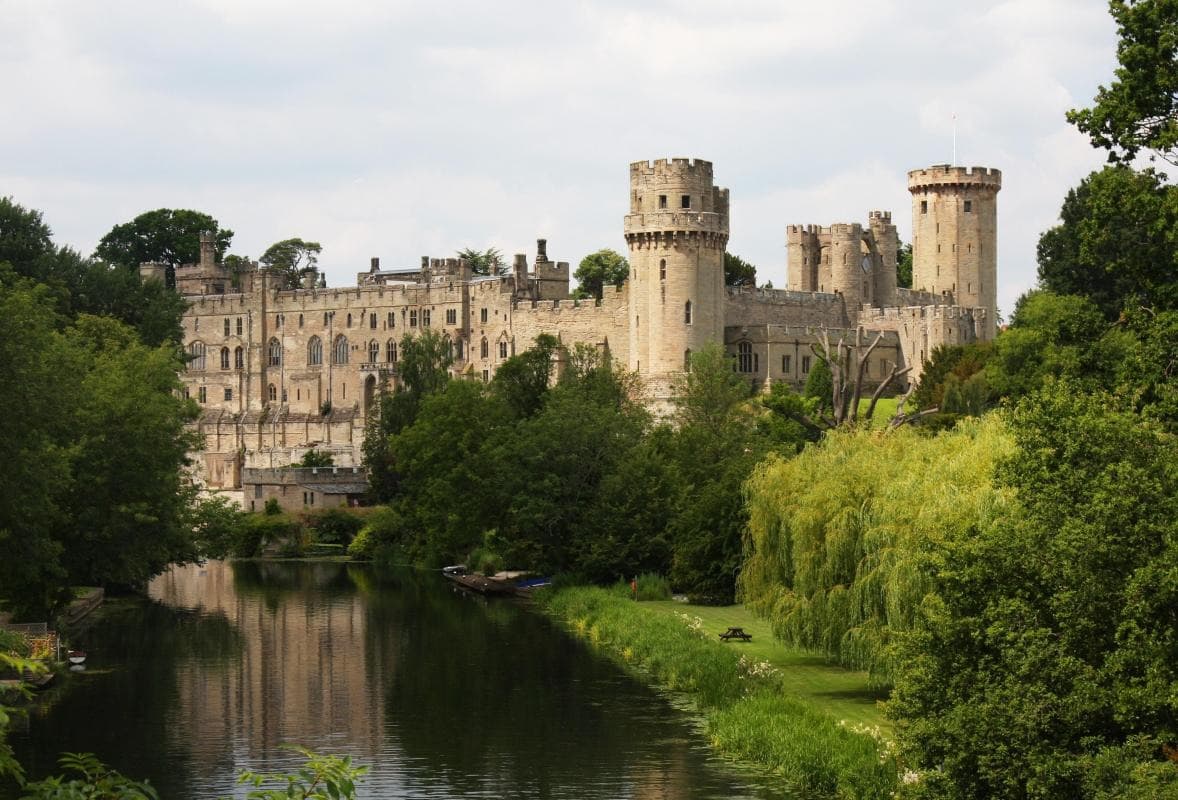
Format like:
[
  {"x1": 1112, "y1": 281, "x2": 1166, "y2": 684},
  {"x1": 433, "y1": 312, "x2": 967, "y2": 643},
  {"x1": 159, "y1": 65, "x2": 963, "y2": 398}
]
[{"x1": 2, "y1": 0, "x2": 1121, "y2": 316}]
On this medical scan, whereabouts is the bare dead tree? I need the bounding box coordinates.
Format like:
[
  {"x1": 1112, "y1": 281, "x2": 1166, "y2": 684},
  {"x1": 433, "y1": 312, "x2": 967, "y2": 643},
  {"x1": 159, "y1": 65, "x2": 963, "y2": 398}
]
[{"x1": 810, "y1": 327, "x2": 912, "y2": 428}]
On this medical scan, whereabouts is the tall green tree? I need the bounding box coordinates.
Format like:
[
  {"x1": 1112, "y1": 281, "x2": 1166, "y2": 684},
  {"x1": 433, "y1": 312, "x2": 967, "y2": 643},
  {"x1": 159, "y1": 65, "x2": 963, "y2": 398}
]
[
  {"x1": 61, "y1": 316, "x2": 200, "y2": 589},
  {"x1": 1068, "y1": 0, "x2": 1178, "y2": 166},
  {"x1": 260, "y1": 237, "x2": 322, "y2": 289},
  {"x1": 896, "y1": 240, "x2": 913, "y2": 288},
  {"x1": 890, "y1": 383, "x2": 1178, "y2": 799},
  {"x1": 491, "y1": 334, "x2": 558, "y2": 418},
  {"x1": 0, "y1": 277, "x2": 78, "y2": 619},
  {"x1": 456, "y1": 247, "x2": 505, "y2": 276},
  {"x1": 572, "y1": 249, "x2": 629, "y2": 299},
  {"x1": 1036, "y1": 166, "x2": 1178, "y2": 318},
  {"x1": 724, "y1": 252, "x2": 756, "y2": 287},
  {"x1": 94, "y1": 209, "x2": 233, "y2": 286}
]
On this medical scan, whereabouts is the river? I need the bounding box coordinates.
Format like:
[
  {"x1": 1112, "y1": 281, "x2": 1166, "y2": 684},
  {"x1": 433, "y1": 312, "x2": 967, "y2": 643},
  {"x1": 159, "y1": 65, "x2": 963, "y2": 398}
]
[{"x1": 4, "y1": 561, "x2": 790, "y2": 799}]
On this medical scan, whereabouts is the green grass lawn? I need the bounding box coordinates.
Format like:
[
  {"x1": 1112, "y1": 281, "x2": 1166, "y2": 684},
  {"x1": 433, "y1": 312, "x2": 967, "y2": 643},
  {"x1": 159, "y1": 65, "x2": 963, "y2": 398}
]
[{"x1": 645, "y1": 600, "x2": 889, "y2": 731}]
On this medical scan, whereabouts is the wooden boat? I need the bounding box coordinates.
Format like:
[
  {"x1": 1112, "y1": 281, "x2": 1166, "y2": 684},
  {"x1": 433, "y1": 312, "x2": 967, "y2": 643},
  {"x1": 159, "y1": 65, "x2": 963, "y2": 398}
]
[{"x1": 443, "y1": 569, "x2": 547, "y2": 597}]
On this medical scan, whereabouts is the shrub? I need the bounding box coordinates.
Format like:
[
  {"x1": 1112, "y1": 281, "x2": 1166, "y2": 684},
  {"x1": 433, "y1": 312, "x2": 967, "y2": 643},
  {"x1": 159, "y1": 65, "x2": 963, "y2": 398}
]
[
  {"x1": 305, "y1": 507, "x2": 364, "y2": 546},
  {"x1": 263, "y1": 498, "x2": 281, "y2": 516},
  {"x1": 636, "y1": 572, "x2": 672, "y2": 601}
]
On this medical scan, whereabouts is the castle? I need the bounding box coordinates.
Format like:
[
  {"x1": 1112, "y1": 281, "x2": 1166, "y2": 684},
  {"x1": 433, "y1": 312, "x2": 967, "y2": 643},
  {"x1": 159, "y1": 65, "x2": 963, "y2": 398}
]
[{"x1": 161, "y1": 158, "x2": 1000, "y2": 495}]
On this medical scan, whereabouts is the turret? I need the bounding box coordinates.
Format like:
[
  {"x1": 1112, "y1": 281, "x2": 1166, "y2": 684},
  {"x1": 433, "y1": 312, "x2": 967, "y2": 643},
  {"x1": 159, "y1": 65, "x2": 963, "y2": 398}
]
[
  {"x1": 908, "y1": 165, "x2": 1001, "y2": 338},
  {"x1": 624, "y1": 158, "x2": 729, "y2": 390},
  {"x1": 829, "y1": 223, "x2": 863, "y2": 305},
  {"x1": 786, "y1": 224, "x2": 821, "y2": 292},
  {"x1": 868, "y1": 210, "x2": 898, "y2": 308}
]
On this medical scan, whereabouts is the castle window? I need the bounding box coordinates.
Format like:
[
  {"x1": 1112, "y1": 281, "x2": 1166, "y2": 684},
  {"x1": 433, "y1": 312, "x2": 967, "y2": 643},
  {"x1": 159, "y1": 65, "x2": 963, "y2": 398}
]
[
  {"x1": 684, "y1": 349, "x2": 692, "y2": 372},
  {"x1": 659, "y1": 259, "x2": 666, "y2": 281},
  {"x1": 802, "y1": 355, "x2": 811, "y2": 375},
  {"x1": 455, "y1": 338, "x2": 464, "y2": 360},
  {"x1": 446, "y1": 308, "x2": 457, "y2": 325},
  {"x1": 658, "y1": 195, "x2": 667, "y2": 209},
  {"x1": 684, "y1": 300, "x2": 692, "y2": 324},
  {"x1": 182, "y1": 387, "x2": 190, "y2": 401},
  {"x1": 370, "y1": 313, "x2": 377, "y2": 330},
  {"x1": 237, "y1": 317, "x2": 243, "y2": 336},
  {"x1": 324, "y1": 312, "x2": 329, "y2": 326},
  {"x1": 387, "y1": 312, "x2": 395, "y2": 328},
  {"x1": 964, "y1": 200, "x2": 972, "y2": 213},
  {"x1": 921, "y1": 201, "x2": 928, "y2": 214},
  {"x1": 480, "y1": 308, "x2": 488, "y2": 324},
  {"x1": 188, "y1": 341, "x2": 206, "y2": 371},
  {"x1": 298, "y1": 314, "x2": 303, "y2": 328},
  {"x1": 346, "y1": 313, "x2": 353, "y2": 328},
  {"x1": 235, "y1": 346, "x2": 244, "y2": 369},
  {"x1": 410, "y1": 309, "x2": 418, "y2": 327},
  {"x1": 194, "y1": 318, "x2": 199, "y2": 331},
  {"x1": 499, "y1": 341, "x2": 508, "y2": 359},
  {"x1": 224, "y1": 387, "x2": 233, "y2": 402},
  {"x1": 968, "y1": 282, "x2": 972, "y2": 294},
  {"x1": 268, "y1": 384, "x2": 277, "y2": 402},
  {"x1": 482, "y1": 369, "x2": 489, "y2": 383},
  {"x1": 386, "y1": 339, "x2": 397, "y2": 363},
  {"x1": 308, "y1": 336, "x2": 323, "y2": 366},
  {"x1": 782, "y1": 354, "x2": 791, "y2": 374},
  {"x1": 481, "y1": 338, "x2": 489, "y2": 359},
  {"x1": 224, "y1": 318, "x2": 231, "y2": 336},
  {"x1": 332, "y1": 335, "x2": 349, "y2": 365},
  {"x1": 681, "y1": 195, "x2": 690, "y2": 209},
  {"x1": 268, "y1": 338, "x2": 282, "y2": 367},
  {"x1": 220, "y1": 347, "x2": 230, "y2": 370},
  {"x1": 198, "y1": 386, "x2": 207, "y2": 404},
  {"x1": 368, "y1": 340, "x2": 380, "y2": 363},
  {"x1": 937, "y1": 244, "x2": 941, "y2": 253},
  {"x1": 968, "y1": 243, "x2": 973, "y2": 253},
  {"x1": 422, "y1": 309, "x2": 431, "y2": 327},
  {"x1": 738, "y1": 341, "x2": 754, "y2": 373}
]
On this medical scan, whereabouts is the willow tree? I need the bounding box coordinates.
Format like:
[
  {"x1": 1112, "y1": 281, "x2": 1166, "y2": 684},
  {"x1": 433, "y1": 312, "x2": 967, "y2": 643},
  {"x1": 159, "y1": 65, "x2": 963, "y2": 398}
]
[{"x1": 738, "y1": 415, "x2": 1016, "y2": 683}]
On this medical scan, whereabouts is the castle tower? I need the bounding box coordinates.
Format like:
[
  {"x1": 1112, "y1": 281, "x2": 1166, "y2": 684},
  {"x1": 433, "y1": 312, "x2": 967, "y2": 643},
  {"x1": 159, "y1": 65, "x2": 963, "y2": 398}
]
[
  {"x1": 786, "y1": 225, "x2": 820, "y2": 292},
  {"x1": 908, "y1": 165, "x2": 1001, "y2": 338},
  {"x1": 868, "y1": 210, "x2": 898, "y2": 308},
  {"x1": 829, "y1": 222, "x2": 864, "y2": 305},
  {"x1": 624, "y1": 158, "x2": 729, "y2": 394}
]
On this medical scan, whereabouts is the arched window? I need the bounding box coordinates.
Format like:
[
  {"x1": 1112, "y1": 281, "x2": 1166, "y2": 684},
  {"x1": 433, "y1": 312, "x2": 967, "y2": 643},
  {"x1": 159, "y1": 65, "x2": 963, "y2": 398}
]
[
  {"x1": 454, "y1": 338, "x2": 464, "y2": 360},
  {"x1": 267, "y1": 383, "x2": 277, "y2": 402},
  {"x1": 268, "y1": 338, "x2": 282, "y2": 367},
  {"x1": 386, "y1": 339, "x2": 397, "y2": 363},
  {"x1": 684, "y1": 300, "x2": 692, "y2": 324},
  {"x1": 480, "y1": 337, "x2": 489, "y2": 359},
  {"x1": 333, "y1": 335, "x2": 349, "y2": 365},
  {"x1": 188, "y1": 341, "x2": 206, "y2": 371},
  {"x1": 298, "y1": 313, "x2": 304, "y2": 328},
  {"x1": 659, "y1": 259, "x2": 666, "y2": 281},
  {"x1": 220, "y1": 347, "x2": 230, "y2": 370},
  {"x1": 684, "y1": 349, "x2": 692, "y2": 372},
  {"x1": 445, "y1": 335, "x2": 453, "y2": 360},
  {"x1": 368, "y1": 339, "x2": 380, "y2": 363},
  {"x1": 307, "y1": 336, "x2": 323, "y2": 366},
  {"x1": 346, "y1": 313, "x2": 353, "y2": 328},
  {"x1": 738, "y1": 341, "x2": 754, "y2": 374},
  {"x1": 234, "y1": 346, "x2": 244, "y2": 370}
]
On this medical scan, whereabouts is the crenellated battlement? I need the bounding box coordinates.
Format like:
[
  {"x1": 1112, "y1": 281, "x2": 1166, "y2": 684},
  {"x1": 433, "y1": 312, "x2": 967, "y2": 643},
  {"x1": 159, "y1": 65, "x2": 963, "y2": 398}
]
[
  {"x1": 908, "y1": 164, "x2": 1002, "y2": 191},
  {"x1": 630, "y1": 157, "x2": 713, "y2": 178}
]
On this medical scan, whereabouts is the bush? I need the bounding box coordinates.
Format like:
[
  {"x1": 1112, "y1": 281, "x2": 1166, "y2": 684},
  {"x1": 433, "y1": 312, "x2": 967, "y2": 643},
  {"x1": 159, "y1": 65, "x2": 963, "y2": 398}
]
[
  {"x1": 305, "y1": 507, "x2": 364, "y2": 546},
  {"x1": 263, "y1": 498, "x2": 281, "y2": 516},
  {"x1": 636, "y1": 572, "x2": 672, "y2": 601},
  {"x1": 347, "y1": 506, "x2": 407, "y2": 561},
  {"x1": 234, "y1": 514, "x2": 299, "y2": 558}
]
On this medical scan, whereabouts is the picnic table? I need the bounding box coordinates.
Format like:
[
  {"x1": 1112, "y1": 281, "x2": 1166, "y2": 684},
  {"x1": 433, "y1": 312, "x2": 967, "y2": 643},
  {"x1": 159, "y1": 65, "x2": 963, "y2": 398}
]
[{"x1": 718, "y1": 626, "x2": 752, "y2": 642}]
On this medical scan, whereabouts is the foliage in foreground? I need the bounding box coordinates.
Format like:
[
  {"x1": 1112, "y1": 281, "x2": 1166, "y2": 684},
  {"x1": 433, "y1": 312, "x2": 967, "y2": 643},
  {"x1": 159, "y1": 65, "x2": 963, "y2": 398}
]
[
  {"x1": 542, "y1": 587, "x2": 897, "y2": 799},
  {"x1": 739, "y1": 416, "x2": 1017, "y2": 684}
]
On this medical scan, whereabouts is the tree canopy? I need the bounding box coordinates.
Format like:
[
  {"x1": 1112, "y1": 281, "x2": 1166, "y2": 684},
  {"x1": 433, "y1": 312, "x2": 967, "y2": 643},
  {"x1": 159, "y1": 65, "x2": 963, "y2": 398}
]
[
  {"x1": 1067, "y1": 0, "x2": 1178, "y2": 165},
  {"x1": 261, "y1": 237, "x2": 322, "y2": 289},
  {"x1": 457, "y1": 247, "x2": 505, "y2": 276},
  {"x1": 94, "y1": 209, "x2": 233, "y2": 276},
  {"x1": 724, "y1": 252, "x2": 756, "y2": 287},
  {"x1": 1037, "y1": 165, "x2": 1178, "y2": 318},
  {"x1": 572, "y1": 249, "x2": 629, "y2": 299}
]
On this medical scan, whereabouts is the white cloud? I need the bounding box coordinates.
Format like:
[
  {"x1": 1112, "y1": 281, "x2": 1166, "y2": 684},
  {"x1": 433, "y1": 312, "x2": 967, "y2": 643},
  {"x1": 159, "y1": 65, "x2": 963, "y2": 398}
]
[{"x1": 1, "y1": 0, "x2": 1122, "y2": 320}]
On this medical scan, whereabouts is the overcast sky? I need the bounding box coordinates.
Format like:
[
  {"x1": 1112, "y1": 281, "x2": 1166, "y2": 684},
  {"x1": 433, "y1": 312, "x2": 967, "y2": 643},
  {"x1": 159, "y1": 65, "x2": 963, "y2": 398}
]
[{"x1": 3, "y1": 0, "x2": 1120, "y2": 315}]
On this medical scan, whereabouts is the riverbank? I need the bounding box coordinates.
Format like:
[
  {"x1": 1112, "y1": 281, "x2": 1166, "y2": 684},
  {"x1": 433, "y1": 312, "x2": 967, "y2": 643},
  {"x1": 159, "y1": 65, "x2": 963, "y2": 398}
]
[{"x1": 540, "y1": 587, "x2": 897, "y2": 799}]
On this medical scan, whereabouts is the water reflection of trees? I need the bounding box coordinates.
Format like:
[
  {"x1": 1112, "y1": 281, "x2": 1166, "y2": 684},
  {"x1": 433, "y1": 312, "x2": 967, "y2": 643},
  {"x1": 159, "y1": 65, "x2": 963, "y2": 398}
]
[
  {"x1": 7, "y1": 599, "x2": 242, "y2": 794},
  {"x1": 365, "y1": 569, "x2": 723, "y2": 798}
]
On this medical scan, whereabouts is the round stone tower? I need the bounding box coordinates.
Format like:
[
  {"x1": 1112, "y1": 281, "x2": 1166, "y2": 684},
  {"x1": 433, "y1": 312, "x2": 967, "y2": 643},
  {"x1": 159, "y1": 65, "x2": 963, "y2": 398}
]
[
  {"x1": 908, "y1": 164, "x2": 1002, "y2": 339},
  {"x1": 624, "y1": 158, "x2": 729, "y2": 394},
  {"x1": 829, "y1": 222, "x2": 864, "y2": 305}
]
